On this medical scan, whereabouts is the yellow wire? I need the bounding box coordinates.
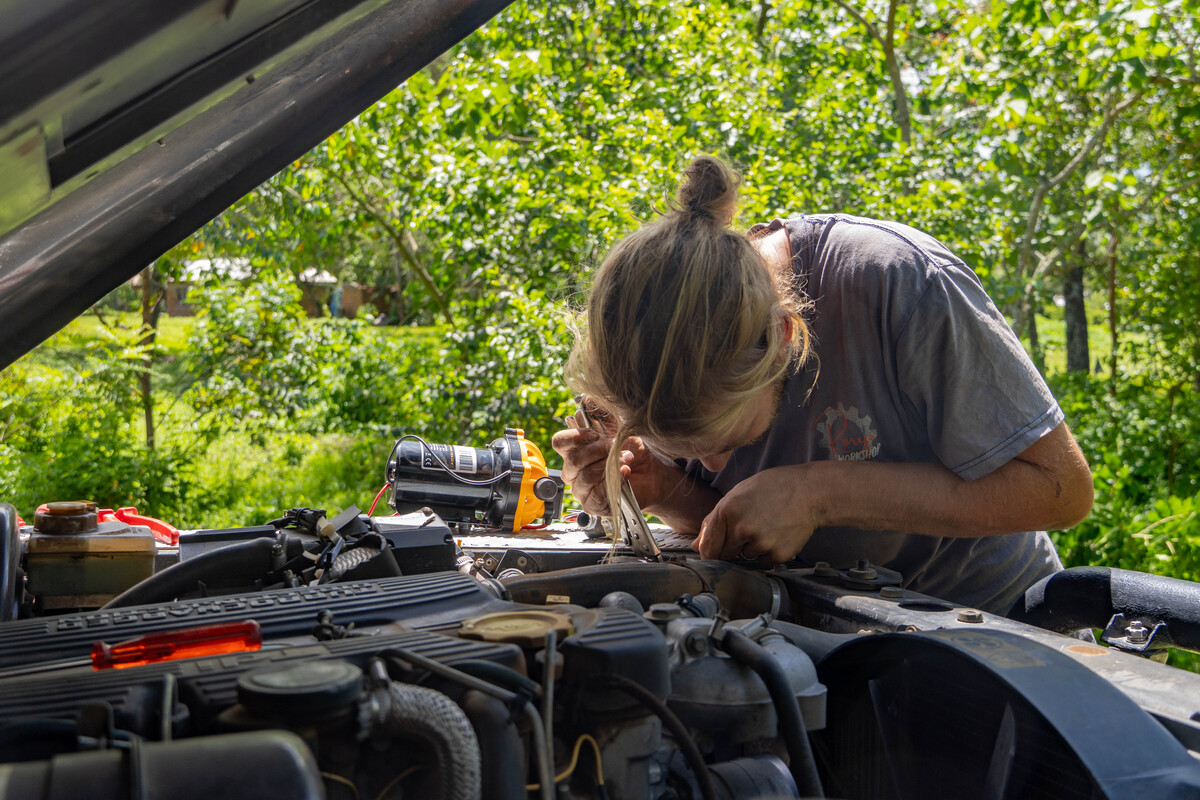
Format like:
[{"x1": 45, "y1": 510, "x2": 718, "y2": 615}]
[
  {"x1": 525, "y1": 733, "x2": 605, "y2": 791},
  {"x1": 374, "y1": 766, "x2": 426, "y2": 800},
  {"x1": 321, "y1": 772, "x2": 360, "y2": 800}
]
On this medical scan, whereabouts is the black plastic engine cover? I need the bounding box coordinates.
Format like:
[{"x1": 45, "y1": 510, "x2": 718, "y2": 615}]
[
  {"x1": 0, "y1": 572, "x2": 500, "y2": 669},
  {"x1": 0, "y1": 629, "x2": 524, "y2": 735},
  {"x1": 559, "y1": 607, "x2": 669, "y2": 697}
]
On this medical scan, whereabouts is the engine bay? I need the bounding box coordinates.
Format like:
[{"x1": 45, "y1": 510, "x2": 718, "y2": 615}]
[{"x1": 3, "y1": 433, "x2": 1200, "y2": 800}]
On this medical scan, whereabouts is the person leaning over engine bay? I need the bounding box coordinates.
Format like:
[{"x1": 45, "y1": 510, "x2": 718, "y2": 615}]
[{"x1": 551, "y1": 155, "x2": 1094, "y2": 615}]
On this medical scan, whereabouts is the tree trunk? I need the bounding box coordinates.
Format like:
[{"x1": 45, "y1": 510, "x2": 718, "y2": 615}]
[
  {"x1": 1027, "y1": 313, "x2": 1044, "y2": 374},
  {"x1": 1194, "y1": 252, "x2": 1200, "y2": 392},
  {"x1": 391, "y1": 251, "x2": 407, "y2": 323},
  {"x1": 1106, "y1": 229, "x2": 1120, "y2": 397},
  {"x1": 1166, "y1": 381, "x2": 1184, "y2": 490},
  {"x1": 138, "y1": 264, "x2": 163, "y2": 451},
  {"x1": 1063, "y1": 240, "x2": 1089, "y2": 373},
  {"x1": 756, "y1": 0, "x2": 770, "y2": 38}
]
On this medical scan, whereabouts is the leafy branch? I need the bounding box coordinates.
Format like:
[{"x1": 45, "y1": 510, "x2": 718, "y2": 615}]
[
  {"x1": 1012, "y1": 89, "x2": 1146, "y2": 338},
  {"x1": 831, "y1": 0, "x2": 913, "y2": 144},
  {"x1": 327, "y1": 169, "x2": 456, "y2": 328}
]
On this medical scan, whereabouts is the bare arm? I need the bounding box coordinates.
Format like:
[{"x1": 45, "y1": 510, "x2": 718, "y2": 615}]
[{"x1": 696, "y1": 422, "x2": 1094, "y2": 563}]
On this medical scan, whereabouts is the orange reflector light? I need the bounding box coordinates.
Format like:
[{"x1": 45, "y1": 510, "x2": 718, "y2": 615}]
[{"x1": 92, "y1": 620, "x2": 263, "y2": 670}]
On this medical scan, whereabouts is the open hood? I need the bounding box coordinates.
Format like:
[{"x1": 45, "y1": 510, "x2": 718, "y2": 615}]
[{"x1": 0, "y1": 0, "x2": 513, "y2": 369}]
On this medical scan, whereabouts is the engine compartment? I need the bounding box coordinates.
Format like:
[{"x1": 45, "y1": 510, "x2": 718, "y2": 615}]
[{"x1": 4, "y1": 497, "x2": 1200, "y2": 800}]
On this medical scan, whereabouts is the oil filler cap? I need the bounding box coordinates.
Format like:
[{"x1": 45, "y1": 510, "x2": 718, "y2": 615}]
[
  {"x1": 459, "y1": 610, "x2": 573, "y2": 648},
  {"x1": 238, "y1": 660, "x2": 363, "y2": 722}
]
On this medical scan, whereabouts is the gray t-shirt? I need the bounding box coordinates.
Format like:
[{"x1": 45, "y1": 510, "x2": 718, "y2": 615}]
[{"x1": 687, "y1": 214, "x2": 1064, "y2": 614}]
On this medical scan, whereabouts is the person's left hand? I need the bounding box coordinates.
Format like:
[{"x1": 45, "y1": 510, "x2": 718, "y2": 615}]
[{"x1": 692, "y1": 465, "x2": 824, "y2": 564}]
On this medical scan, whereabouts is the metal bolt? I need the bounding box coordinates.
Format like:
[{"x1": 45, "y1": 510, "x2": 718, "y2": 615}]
[
  {"x1": 1125, "y1": 620, "x2": 1150, "y2": 643},
  {"x1": 897, "y1": 625, "x2": 918, "y2": 632},
  {"x1": 957, "y1": 609, "x2": 984, "y2": 624},
  {"x1": 683, "y1": 630, "x2": 708, "y2": 657},
  {"x1": 483, "y1": 557, "x2": 498, "y2": 570},
  {"x1": 420, "y1": 506, "x2": 435, "y2": 517},
  {"x1": 880, "y1": 586, "x2": 903, "y2": 599},
  {"x1": 848, "y1": 560, "x2": 877, "y2": 581},
  {"x1": 516, "y1": 556, "x2": 529, "y2": 568},
  {"x1": 813, "y1": 561, "x2": 839, "y2": 578}
]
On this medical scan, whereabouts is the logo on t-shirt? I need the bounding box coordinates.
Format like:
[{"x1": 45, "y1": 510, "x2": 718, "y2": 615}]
[{"x1": 816, "y1": 404, "x2": 880, "y2": 462}]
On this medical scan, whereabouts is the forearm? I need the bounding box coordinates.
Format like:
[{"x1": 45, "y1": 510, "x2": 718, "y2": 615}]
[
  {"x1": 804, "y1": 455, "x2": 1091, "y2": 537},
  {"x1": 643, "y1": 470, "x2": 722, "y2": 534}
]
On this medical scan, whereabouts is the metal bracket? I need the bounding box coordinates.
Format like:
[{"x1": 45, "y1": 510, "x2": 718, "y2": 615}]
[{"x1": 1102, "y1": 613, "x2": 1170, "y2": 662}]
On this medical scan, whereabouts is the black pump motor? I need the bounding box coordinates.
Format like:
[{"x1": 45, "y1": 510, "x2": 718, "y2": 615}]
[{"x1": 386, "y1": 429, "x2": 563, "y2": 532}]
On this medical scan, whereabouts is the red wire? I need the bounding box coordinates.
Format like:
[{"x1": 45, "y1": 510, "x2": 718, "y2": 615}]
[
  {"x1": 368, "y1": 483, "x2": 391, "y2": 516},
  {"x1": 521, "y1": 523, "x2": 549, "y2": 530}
]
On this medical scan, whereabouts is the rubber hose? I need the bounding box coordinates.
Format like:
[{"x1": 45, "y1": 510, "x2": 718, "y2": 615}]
[
  {"x1": 451, "y1": 660, "x2": 542, "y2": 697},
  {"x1": 459, "y1": 691, "x2": 526, "y2": 800},
  {"x1": 329, "y1": 546, "x2": 379, "y2": 580},
  {"x1": 103, "y1": 537, "x2": 279, "y2": 609},
  {"x1": 769, "y1": 620, "x2": 860, "y2": 662},
  {"x1": 1009, "y1": 566, "x2": 1200, "y2": 650},
  {"x1": 591, "y1": 672, "x2": 719, "y2": 800},
  {"x1": 503, "y1": 561, "x2": 784, "y2": 621},
  {"x1": 720, "y1": 628, "x2": 824, "y2": 798},
  {"x1": 372, "y1": 682, "x2": 482, "y2": 800}
]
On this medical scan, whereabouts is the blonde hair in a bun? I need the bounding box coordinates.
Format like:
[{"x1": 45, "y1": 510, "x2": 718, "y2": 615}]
[{"x1": 566, "y1": 155, "x2": 810, "y2": 523}]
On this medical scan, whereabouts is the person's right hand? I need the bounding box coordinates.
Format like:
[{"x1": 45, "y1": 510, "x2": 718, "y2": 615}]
[{"x1": 551, "y1": 417, "x2": 675, "y2": 516}]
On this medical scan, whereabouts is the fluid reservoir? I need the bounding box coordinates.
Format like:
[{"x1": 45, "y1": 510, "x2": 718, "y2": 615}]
[{"x1": 25, "y1": 501, "x2": 156, "y2": 611}]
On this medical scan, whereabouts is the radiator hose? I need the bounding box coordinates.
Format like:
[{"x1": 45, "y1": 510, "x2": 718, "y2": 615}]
[
  {"x1": 1009, "y1": 566, "x2": 1200, "y2": 651},
  {"x1": 103, "y1": 536, "x2": 288, "y2": 609},
  {"x1": 717, "y1": 628, "x2": 824, "y2": 798},
  {"x1": 367, "y1": 681, "x2": 482, "y2": 800}
]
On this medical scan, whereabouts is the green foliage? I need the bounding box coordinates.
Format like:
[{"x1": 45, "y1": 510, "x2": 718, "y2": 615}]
[
  {"x1": 1051, "y1": 372, "x2": 1200, "y2": 581},
  {"x1": 185, "y1": 272, "x2": 321, "y2": 427},
  {"x1": 0, "y1": 343, "x2": 197, "y2": 521},
  {"x1": 3, "y1": 0, "x2": 1200, "y2": 622},
  {"x1": 398, "y1": 285, "x2": 576, "y2": 447},
  {"x1": 184, "y1": 431, "x2": 387, "y2": 529}
]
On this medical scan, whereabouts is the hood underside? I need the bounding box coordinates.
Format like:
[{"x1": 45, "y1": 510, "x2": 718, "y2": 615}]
[{"x1": 0, "y1": 0, "x2": 512, "y2": 369}]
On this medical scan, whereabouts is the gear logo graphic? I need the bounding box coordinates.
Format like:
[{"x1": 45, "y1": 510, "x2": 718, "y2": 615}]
[{"x1": 816, "y1": 403, "x2": 881, "y2": 462}]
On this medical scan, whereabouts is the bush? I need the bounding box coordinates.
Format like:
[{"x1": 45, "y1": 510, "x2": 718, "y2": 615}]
[
  {"x1": 1050, "y1": 373, "x2": 1200, "y2": 582},
  {"x1": 396, "y1": 286, "x2": 576, "y2": 453},
  {"x1": 0, "y1": 354, "x2": 197, "y2": 521},
  {"x1": 184, "y1": 273, "x2": 321, "y2": 429},
  {"x1": 183, "y1": 431, "x2": 388, "y2": 529}
]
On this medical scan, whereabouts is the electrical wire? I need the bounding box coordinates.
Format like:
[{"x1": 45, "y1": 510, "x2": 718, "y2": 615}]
[
  {"x1": 591, "y1": 672, "x2": 718, "y2": 800},
  {"x1": 385, "y1": 434, "x2": 513, "y2": 487},
  {"x1": 368, "y1": 483, "x2": 391, "y2": 516},
  {"x1": 374, "y1": 765, "x2": 426, "y2": 800},
  {"x1": 525, "y1": 733, "x2": 605, "y2": 791},
  {"x1": 321, "y1": 771, "x2": 360, "y2": 800},
  {"x1": 542, "y1": 629, "x2": 557, "y2": 766}
]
